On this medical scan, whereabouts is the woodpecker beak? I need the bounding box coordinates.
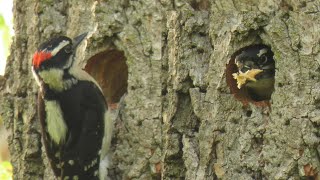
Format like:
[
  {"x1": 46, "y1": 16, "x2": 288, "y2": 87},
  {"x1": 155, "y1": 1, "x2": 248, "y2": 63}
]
[{"x1": 72, "y1": 32, "x2": 88, "y2": 50}]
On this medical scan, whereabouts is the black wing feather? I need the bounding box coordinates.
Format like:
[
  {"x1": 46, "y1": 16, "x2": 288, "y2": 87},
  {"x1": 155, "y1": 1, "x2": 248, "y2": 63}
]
[{"x1": 38, "y1": 81, "x2": 106, "y2": 180}]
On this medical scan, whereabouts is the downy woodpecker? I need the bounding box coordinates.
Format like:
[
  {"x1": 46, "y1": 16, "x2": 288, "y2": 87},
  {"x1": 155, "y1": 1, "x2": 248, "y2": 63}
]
[
  {"x1": 31, "y1": 33, "x2": 111, "y2": 180},
  {"x1": 233, "y1": 45, "x2": 275, "y2": 101}
]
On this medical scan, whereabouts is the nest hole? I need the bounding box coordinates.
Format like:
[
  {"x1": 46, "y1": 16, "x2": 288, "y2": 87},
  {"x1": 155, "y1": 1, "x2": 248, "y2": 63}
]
[
  {"x1": 85, "y1": 50, "x2": 128, "y2": 108},
  {"x1": 189, "y1": 0, "x2": 210, "y2": 11},
  {"x1": 226, "y1": 44, "x2": 275, "y2": 107}
]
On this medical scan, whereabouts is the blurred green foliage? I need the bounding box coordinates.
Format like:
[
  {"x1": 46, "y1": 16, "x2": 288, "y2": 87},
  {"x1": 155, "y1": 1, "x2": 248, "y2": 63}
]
[
  {"x1": 0, "y1": 2, "x2": 12, "y2": 180},
  {"x1": 0, "y1": 161, "x2": 12, "y2": 180},
  {"x1": 0, "y1": 13, "x2": 11, "y2": 60}
]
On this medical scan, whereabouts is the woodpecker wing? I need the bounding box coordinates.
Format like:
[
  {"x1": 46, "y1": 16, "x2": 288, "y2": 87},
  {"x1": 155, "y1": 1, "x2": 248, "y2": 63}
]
[{"x1": 38, "y1": 81, "x2": 106, "y2": 180}]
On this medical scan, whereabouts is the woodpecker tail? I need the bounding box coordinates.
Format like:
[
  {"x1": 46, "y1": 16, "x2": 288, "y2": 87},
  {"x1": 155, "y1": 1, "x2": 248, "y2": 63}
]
[{"x1": 99, "y1": 94, "x2": 126, "y2": 180}]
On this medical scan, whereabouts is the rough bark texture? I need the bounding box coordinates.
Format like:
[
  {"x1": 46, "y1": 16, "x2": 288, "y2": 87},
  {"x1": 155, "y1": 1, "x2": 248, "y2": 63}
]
[{"x1": 0, "y1": 0, "x2": 319, "y2": 179}]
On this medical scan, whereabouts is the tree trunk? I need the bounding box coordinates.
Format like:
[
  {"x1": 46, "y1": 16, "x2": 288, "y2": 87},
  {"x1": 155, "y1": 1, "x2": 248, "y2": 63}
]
[{"x1": 0, "y1": 0, "x2": 319, "y2": 179}]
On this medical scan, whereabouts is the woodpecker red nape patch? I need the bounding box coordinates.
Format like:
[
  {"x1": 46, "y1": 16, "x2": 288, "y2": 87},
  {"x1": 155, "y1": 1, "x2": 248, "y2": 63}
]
[{"x1": 33, "y1": 51, "x2": 52, "y2": 68}]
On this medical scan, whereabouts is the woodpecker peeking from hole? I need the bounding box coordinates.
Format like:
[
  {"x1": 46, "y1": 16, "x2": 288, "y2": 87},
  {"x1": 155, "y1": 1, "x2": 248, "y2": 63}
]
[
  {"x1": 31, "y1": 33, "x2": 112, "y2": 180},
  {"x1": 232, "y1": 46, "x2": 275, "y2": 101}
]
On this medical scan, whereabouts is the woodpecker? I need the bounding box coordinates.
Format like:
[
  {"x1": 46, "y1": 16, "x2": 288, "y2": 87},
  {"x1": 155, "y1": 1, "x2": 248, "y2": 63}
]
[
  {"x1": 233, "y1": 46, "x2": 275, "y2": 101},
  {"x1": 31, "y1": 33, "x2": 111, "y2": 180}
]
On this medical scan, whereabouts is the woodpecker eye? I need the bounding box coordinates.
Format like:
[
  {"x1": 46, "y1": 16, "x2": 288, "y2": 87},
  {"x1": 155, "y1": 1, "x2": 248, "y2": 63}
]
[
  {"x1": 64, "y1": 45, "x2": 72, "y2": 53},
  {"x1": 260, "y1": 55, "x2": 268, "y2": 64}
]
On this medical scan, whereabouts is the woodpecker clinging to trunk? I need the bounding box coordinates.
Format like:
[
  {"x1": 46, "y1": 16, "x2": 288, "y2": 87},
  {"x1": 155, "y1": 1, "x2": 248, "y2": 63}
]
[{"x1": 31, "y1": 33, "x2": 112, "y2": 180}]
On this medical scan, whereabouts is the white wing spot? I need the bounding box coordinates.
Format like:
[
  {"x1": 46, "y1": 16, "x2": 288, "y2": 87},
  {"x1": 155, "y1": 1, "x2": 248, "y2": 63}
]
[
  {"x1": 68, "y1": 160, "x2": 74, "y2": 166},
  {"x1": 55, "y1": 152, "x2": 60, "y2": 158}
]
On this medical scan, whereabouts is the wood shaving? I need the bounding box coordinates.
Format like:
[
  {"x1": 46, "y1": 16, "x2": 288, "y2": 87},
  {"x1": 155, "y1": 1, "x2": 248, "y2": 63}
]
[{"x1": 232, "y1": 69, "x2": 263, "y2": 89}]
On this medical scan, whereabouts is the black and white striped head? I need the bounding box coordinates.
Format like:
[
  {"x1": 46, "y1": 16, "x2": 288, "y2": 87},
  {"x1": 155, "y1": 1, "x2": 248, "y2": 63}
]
[
  {"x1": 235, "y1": 46, "x2": 275, "y2": 80},
  {"x1": 32, "y1": 33, "x2": 87, "y2": 72}
]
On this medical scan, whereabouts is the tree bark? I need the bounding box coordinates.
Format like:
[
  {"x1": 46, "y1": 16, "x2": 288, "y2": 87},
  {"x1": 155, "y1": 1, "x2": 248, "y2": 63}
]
[{"x1": 0, "y1": 0, "x2": 319, "y2": 179}]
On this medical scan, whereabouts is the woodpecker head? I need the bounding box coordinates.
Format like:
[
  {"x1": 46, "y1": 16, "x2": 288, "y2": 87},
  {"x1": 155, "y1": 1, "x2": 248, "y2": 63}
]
[
  {"x1": 234, "y1": 47, "x2": 275, "y2": 80},
  {"x1": 32, "y1": 33, "x2": 88, "y2": 72},
  {"x1": 32, "y1": 33, "x2": 88, "y2": 91},
  {"x1": 233, "y1": 46, "x2": 275, "y2": 101}
]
